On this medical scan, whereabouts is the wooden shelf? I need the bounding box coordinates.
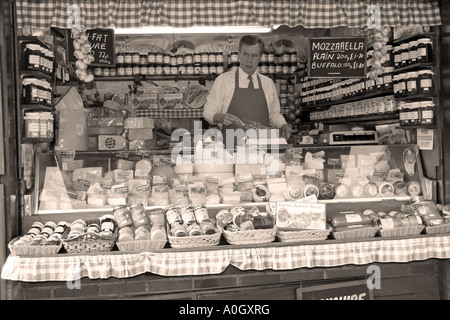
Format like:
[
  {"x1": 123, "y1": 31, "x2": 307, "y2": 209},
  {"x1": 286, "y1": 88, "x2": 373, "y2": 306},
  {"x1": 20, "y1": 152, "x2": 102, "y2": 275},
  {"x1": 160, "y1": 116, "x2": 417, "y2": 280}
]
[
  {"x1": 22, "y1": 103, "x2": 54, "y2": 111},
  {"x1": 395, "y1": 124, "x2": 437, "y2": 130},
  {"x1": 393, "y1": 62, "x2": 435, "y2": 73},
  {"x1": 392, "y1": 32, "x2": 435, "y2": 44},
  {"x1": 395, "y1": 93, "x2": 435, "y2": 101},
  {"x1": 306, "y1": 111, "x2": 399, "y2": 124},
  {"x1": 302, "y1": 89, "x2": 394, "y2": 111},
  {"x1": 22, "y1": 138, "x2": 53, "y2": 143},
  {"x1": 18, "y1": 36, "x2": 50, "y2": 50},
  {"x1": 20, "y1": 69, "x2": 52, "y2": 80}
]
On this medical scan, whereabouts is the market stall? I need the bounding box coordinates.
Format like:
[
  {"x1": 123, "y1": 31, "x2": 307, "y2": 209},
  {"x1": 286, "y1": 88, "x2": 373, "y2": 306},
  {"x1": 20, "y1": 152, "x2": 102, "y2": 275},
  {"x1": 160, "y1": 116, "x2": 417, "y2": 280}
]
[{"x1": 1, "y1": 0, "x2": 449, "y2": 301}]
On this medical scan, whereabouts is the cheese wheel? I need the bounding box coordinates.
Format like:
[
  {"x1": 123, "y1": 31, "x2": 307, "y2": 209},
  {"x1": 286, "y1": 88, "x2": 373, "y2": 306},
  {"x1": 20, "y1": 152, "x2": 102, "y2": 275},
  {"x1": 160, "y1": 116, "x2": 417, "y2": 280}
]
[{"x1": 379, "y1": 182, "x2": 394, "y2": 197}]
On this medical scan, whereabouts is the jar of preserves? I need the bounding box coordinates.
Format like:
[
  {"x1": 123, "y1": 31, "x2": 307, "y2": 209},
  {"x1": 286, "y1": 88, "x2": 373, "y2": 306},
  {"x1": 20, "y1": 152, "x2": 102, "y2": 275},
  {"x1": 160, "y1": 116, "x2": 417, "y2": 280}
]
[
  {"x1": 268, "y1": 62, "x2": 276, "y2": 74},
  {"x1": 406, "y1": 71, "x2": 418, "y2": 95},
  {"x1": 420, "y1": 101, "x2": 435, "y2": 125},
  {"x1": 132, "y1": 52, "x2": 140, "y2": 64},
  {"x1": 109, "y1": 67, "x2": 117, "y2": 77},
  {"x1": 99, "y1": 214, "x2": 116, "y2": 238},
  {"x1": 409, "y1": 101, "x2": 420, "y2": 125},
  {"x1": 140, "y1": 54, "x2": 148, "y2": 65},
  {"x1": 261, "y1": 51, "x2": 268, "y2": 63},
  {"x1": 170, "y1": 65, "x2": 178, "y2": 75},
  {"x1": 163, "y1": 64, "x2": 171, "y2": 75},
  {"x1": 117, "y1": 64, "x2": 125, "y2": 76},
  {"x1": 163, "y1": 53, "x2": 171, "y2": 65},
  {"x1": 148, "y1": 52, "x2": 156, "y2": 64},
  {"x1": 148, "y1": 64, "x2": 156, "y2": 75},
  {"x1": 178, "y1": 64, "x2": 186, "y2": 74},
  {"x1": 201, "y1": 64, "x2": 210, "y2": 74},
  {"x1": 290, "y1": 51, "x2": 298, "y2": 63},
  {"x1": 155, "y1": 63, "x2": 163, "y2": 75},
  {"x1": 102, "y1": 67, "x2": 110, "y2": 77},
  {"x1": 124, "y1": 52, "x2": 133, "y2": 64},
  {"x1": 383, "y1": 67, "x2": 394, "y2": 90},
  {"x1": 417, "y1": 69, "x2": 434, "y2": 94},
  {"x1": 155, "y1": 52, "x2": 164, "y2": 64},
  {"x1": 24, "y1": 44, "x2": 41, "y2": 71},
  {"x1": 24, "y1": 112, "x2": 40, "y2": 138},
  {"x1": 408, "y1": 41, "x2": 418, "y2": 65},
  {"x1": 193, "y1": 63, "x2": 202, "y2": 74},
  {"x1": 176, "y1": 54, "x2": 184, "y2": 66},
  {"x1": 132, "y1": 64, "x2": 141, "y2": 75},
  {"x1": 124, "y1": 63, "x2": 133, "y2": 76},
  {"x1": 230, "y1": 51, "x2": 239, "y2": 63},
  {"x1": 275, "y1": 63, "x2": 283, "y2": 74},
  {"x1": 216, "y1": 52, "x2": 224, "y2": 64},
  {"x1": 44, "y1": 221, "x2": 70, "y2": 245},
  {"x1": 216, "y1": 65, "x2": 224, "y2": 74},
  {"x1": 68, "y1": 219, "x2": 87, "y2": 240},
  {"x1": 209, "y1": 63, "x2": 217, "y2": 74},
  {"x1": 170, "y1": 53, "x2": 177, "y2": 66},
  {"x1": 184, "y1": 53, "x2": 193, "y2": 64},
  {"x1": 150, "y1": 224, "x2": 167, "y2": 240},
  {"x1": 393, "y1": 45, "x2": 401, "y2": 68},
  {"x1": 186, "y1": 64, "x2": 194, "y2": 74},
  {"x1": 116, "y1": 52, "x2": 125, "y2": 64},
  {"x1": 113, "y1": 205, "x2": 133, "y2": 229},
  {"x1": 208, "y1": 52, "x2": 217, "y2": 64},
  {"x1": 260, "y1": 62, "x2": 268, "y2": 74},
  {"x1": 416, "y1": 38, "x2": 432, "y2": 63},
  {"x1": 193, "y1": 52, "x2": 202, "y2": 64},
  {"x1": 400, "y1": 43, "x2": 410, "y2": 66},
  {"x1": 267, "y1": 51, "x2": 275, "y2": 63},
  {"x1": 130, "y1": 203, "x2": 148, "y2": 228},
  {"x1": 140, "y1": 64, "x2": 148, "y2": 75}
]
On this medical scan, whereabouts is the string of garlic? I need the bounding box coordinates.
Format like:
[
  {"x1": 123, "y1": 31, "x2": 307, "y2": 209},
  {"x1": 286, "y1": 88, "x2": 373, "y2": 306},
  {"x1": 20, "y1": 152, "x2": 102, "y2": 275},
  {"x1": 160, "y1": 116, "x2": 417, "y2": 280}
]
[
  {"x1": 72, "y1": 28, "x2": 95, "y2": 83},
  {"x1": 368, "y1": 26, "x2": 391, "y2": 80}
]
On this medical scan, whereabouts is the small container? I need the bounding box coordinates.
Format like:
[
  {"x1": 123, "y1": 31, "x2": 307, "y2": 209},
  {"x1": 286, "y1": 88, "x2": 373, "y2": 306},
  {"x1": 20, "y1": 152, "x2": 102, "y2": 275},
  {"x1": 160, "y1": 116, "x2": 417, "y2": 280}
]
[
  {"x1": 216, "y1": 65, "x2": 224, "y2": 74},
  {"x1": 140, "y1": 54, "x2": 148, "y2": 65},
  {"x1": 209, "y1": 63, "x2": 217, "y2": 74},
  {"x1": 155, "y1": 52, "x2": 164, "y2": 64},
  {"x1": 165, "y1": 206, "x2": 183, "y2": 227},
  {"x1": 125, "y1": 64, "x2": 133, "y2": 76},
  {"x1": 400, "y1": 43, "x2": 410, "y2": 67},
  {"x1": 406, "y1": 71, "x2": 418, "y2": 95},
  {"x1": 170, "y1": 65, "x2": 178, "y2": 75},
  {"x1": 93, "y1": 66, "x2": 103, "y2": 77},
  {"x1": 130, "y1": 203, "x2": 148, "y2": 228},
  {"x1": 117, "y1": 64, "x2": 125, "y2": 76},
  {"x1": 186, "y1": 64, "x2": 194, "y2": 75},
  {"x1": 418, "y1": 69, "x2": 434, "y2": 94},
  {"x1": 116, "y1": 52, "x2": 125, "y2": 64},
  {"x1": 134, "y1": 225, "x2": 151, "y2": 240},
  {"x1": 216, "y1": 52, "x2": 224, "y2": 64},
  {"x1": 170, "y1": 223, "x2": 188, "y2": 237},
  {"x1": 140, "y1": 64, "x2": 149, "y2": 75},
  {"x1": 102, "y1": 67, "x2": 110, "y2": 77},
  {"x1": 24, "y1": 44, "x2": 41, "y2": 71},
  {"x1": 68, "y1": 219, "x2": 87, "y2": 240},
  {"x1": 416, "y1": 38, "x2": 432, "y2": 63},
  {"x1": 178, "y1": 64, "x2": 186, "y2": 74},
  {"x1": 26, "y1": 222, "x2": 45, "y2": 238},
  {"x1": 170, "y1": 53, "x2": 177, "y2": 66},
  {"x1": 420, "y1": 101, "x2": 435, "y2": 125},
  {"x1": 193, "y1": 52, "x2": 202, "y2": 64},
  {"x1": 261, "y1": 52, "x2": 268, "y2": 63},
  {"x1": 393, "y1": 45, "x2": 401, "y2": 68},
  {"x1": 193, "y1": 63, "x2": 203, "y2": 74},
  {"x1": 176, "y1": 54, "x2": 184, "y2": 66},
  {"x1": 155, "y1": 63, "x2": 163, "y2": 75},
  {"x1": 113, "y1": 205, "x2": 133, "y2": 229},
  {"x1": 132, "y1": 52, "x2": 140, "y2": 64},
  {"x1": 267, "y1": 51, "x2": 275, "y2": 63},
  {"x1": 180, "y1": 206, "x2": 196, "y2": 225},
  {"x1": 85, "y1": 223, "x2": 101, "y2": 239},
  {"x1": 184, "y1": 53, "x2": 193, "y2": 64},
  {"x1": 124, "y1": 52, "x2": 133, "y2": 64},
  {"x1": 163, "y1": 64, "x2": 171, "y2": 75},
  {"x1": 109, "y1": 67, "x2": 117, "y2": 77},
  {"x1": 24, "y1": 113, "x2": 40, "y2": 138},
  {"x1": 132, "y1": 64, "x2": 141, "y2": 75},
  {"x1": 148, "y1": 52, "x2": 156, "y2": 64},
  {"x1": 260, "y1": 62, "x2": 268, "y2": 74},
  {"x1": 187, "y1": 223, "x2": 202, "y2": 236},
  {"x1": 383, "y1": 67, "x2": 394, "y2": 90},
  {"x1": 290, "y1": 51, "x2": 298, "y2": 63},
  {"x1": 150, "y1": 224, "x2": 167, "y2": 240},
  {"x1": 208, "y1": 52, "x2": 217, "y2": 64},
  {"x1": 408, "y1": 41, "x2": 418, "y2": 65},
  {"x1": 230, "y1": 52, "x2": 239, "y2": 63},
  {"x1": 148, "y1": 64, "x2": 156, "y2": 75},
  {"x1": 99, "y1": 214, "x2": 116, "y2": 238},
  {"x1": 268, "y1": 62, "x2": 276, "y2": 74}
]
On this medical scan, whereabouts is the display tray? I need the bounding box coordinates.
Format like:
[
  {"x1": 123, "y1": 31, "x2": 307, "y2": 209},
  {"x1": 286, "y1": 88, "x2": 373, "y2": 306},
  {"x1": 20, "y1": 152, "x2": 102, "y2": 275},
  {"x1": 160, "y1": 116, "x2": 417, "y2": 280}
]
[
  {"x1": 424, "y1": 223, "x2": 450, "y2": 235},
  {"x1": 62, "y1": 230, "x2": 118, "y2": 254},
  {"x1": 221, "y1": 227, "x2": 277, "y2": 245},
  {"x1": 276, "y1": 228, "x2": 332, "y2": 242},
  {"x1": 377, "y1": 225, "x2": 425, "y2": 238},
  {"x1": 116, "y1": 239, "x2": 167, "y2": 251},
  {"x1": 8, "y1": 237, "x2": 63, "y2": 256},
  {"x1": 331, "y1": 226, "x2": 379, "y2": 240},
  {"x1": 168, "y1": 232, "x2": 221, "y2": 249}
]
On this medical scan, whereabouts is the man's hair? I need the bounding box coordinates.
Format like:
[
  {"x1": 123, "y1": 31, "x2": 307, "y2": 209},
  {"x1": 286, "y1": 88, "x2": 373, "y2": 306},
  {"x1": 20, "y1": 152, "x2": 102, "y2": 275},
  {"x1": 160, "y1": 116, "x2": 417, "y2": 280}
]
[{"x1": 238, "y1": 35, "x2": 265, "y2": 54}]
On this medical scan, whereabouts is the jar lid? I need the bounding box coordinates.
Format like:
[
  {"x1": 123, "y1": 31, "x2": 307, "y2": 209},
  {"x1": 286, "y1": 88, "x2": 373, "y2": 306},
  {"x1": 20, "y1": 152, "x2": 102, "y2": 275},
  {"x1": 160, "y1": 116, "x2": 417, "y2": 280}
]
[
  {"x1": 417, "y1": 69, "x2": 434, "y2": 75},
  {"x1": 400, "y1": 43, "x2": 409, "y2": 48},
  {"x1": 417, "y1": 38, "x2": 432, "y2": 43}
]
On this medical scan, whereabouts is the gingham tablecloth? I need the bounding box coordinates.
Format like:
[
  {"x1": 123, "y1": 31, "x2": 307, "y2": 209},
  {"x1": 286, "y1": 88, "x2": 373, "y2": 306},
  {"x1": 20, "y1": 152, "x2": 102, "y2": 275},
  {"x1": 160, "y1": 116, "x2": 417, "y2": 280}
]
[
  {"x1": 136, "y1": 108, "x2": 203, "y2": 119},
  {"x1": 16, "y1": 0, "x2": 441, "y2": 30},
  {"x1": 2, "y1": 235, "x2": 450, "y2": 282}
]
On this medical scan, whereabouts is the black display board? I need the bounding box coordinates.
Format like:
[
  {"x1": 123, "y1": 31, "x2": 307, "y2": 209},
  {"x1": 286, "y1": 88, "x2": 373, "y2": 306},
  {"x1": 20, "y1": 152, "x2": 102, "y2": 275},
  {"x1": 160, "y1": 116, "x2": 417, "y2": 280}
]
[
  {"x1": 308, "y1": 37, "x2": 367, "y2": 78},
  {"x1": 296, "y1": 280, "x2": 374, "y2": 300},
  {"x1": 67, "y1": 28, "x2": 115, "y2": 66}
]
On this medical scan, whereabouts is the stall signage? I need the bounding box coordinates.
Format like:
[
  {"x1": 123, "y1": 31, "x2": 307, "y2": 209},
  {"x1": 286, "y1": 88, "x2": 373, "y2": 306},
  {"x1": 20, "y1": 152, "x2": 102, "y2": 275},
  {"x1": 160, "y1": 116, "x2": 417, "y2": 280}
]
[
  {"x1": 308, "y1": 37, "x2": 367, "y2": 78},
  {"x1": 296, "y1": 280, "x2": 373, "y2": 300},
  {"x1": 67, "y1": 28, "x2": 115, "y2": 66}
]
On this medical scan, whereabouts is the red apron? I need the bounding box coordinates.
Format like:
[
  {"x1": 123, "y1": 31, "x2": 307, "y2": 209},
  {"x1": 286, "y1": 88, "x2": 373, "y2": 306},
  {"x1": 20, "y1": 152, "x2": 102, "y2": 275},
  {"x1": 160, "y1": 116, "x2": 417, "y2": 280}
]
[{"x1": 221, "y1": 70, "x2": 270, "y2": 148}]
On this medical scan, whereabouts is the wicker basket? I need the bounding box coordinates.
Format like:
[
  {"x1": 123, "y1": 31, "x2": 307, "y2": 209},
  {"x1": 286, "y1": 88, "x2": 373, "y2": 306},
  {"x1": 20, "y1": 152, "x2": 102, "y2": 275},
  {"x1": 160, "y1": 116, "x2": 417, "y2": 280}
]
[
  {"x1": 276, "y1": 228, "x2": 332, "y2": 242},
  {"x1": 377, "y1": 225, "x2": 424, "y2": 238},
  {"x1": 117, "y1": 239, "x2": 167, "y2": 251},
  {"x1": 424, "y1": 223, "x2": 450, "y2": 235},
  {"x1": 168, "y1": 232, "x2": 221, "y2": 248},
  {"x1": 8, "y1": 237, "x2": 62, "y2": 256},
  {"x1": 331, "y1": 226, "x2": 379, "y2": 240},
  {"x1": 221, "y1": 227, "x2": 277, "y2": 245},
  {"x1": 62, "y1": 230, "x2": 118, "y2": 254}
]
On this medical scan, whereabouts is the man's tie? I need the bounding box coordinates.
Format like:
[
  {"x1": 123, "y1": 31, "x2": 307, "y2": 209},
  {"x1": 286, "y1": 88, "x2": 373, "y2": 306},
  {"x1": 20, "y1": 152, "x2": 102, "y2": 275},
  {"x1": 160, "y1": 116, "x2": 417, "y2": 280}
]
[{"x1": 248, "y1": 75, "x2": 254, "y2": 89}]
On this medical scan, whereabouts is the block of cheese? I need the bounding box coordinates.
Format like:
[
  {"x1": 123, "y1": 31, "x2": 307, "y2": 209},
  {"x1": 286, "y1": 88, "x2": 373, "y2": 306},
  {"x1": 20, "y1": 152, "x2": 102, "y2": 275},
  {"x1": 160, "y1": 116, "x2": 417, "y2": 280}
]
[
  {"x1": 114, "y1": 169, "x2": 134, "y2": 182},
  {"x1": 128, "y1": 128, "x2": 154, "y2": 140},
  {"x1": 98, "y1": 135, "x2": 127, "y2": 151},
  {"x1": 87, "y1": 194, "x2": 107, "y2": 206},
  {"x1": 235, "y1": 164, "x2": 266, "y2": 176},
  {"x1": 124, "y1": 117, "x2": 154, "y2": 129},
  {"x1": 135, "y1": 159, "x2": 153, "y2": 178},
  {"x1": 128, "y1": 139, "x2": 156, "y2": 151},
  {"x1": 116, "y1": 159, "x2": 135, "y2": 171}
]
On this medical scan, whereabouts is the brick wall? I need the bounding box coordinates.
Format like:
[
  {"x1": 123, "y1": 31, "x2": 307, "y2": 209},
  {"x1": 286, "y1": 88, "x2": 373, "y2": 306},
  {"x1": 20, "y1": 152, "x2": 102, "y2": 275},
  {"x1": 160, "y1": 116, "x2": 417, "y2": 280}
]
[{"x1": 6, "y1": 259, "x2": 442, "y2": 300}]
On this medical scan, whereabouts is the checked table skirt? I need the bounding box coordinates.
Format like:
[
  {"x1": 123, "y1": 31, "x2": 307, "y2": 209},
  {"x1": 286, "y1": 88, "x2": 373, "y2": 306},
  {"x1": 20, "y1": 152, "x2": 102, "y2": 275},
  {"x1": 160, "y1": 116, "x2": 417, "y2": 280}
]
[{"x1": 2, "y1": 235, "x2": 450, "y2": 282}]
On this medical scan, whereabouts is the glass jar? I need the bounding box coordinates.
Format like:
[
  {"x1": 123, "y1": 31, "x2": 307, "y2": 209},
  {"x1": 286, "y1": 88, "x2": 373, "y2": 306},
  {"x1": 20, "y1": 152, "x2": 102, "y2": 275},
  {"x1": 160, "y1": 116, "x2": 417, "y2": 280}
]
[
  {"x1": 170, "y1": 65, "x2": 178, "y2": 75},
  {"x1": 393, "y1": 45, "x2": 401, "y2": 68},
  {"x1": 230, "y1": 52, "x2": 239, "y2": 63},
  {"x1": 116, "y1": 52, "x2": 125, "y2": 64},
  {"x1": 260, "y1": 62, "x2": 268, "y2": 74},
  {"x1": 261, "y1": 52, "x2": 268, "y2": 63},
  {"x1": 406, "y1": 71, "x2": 418, "y2": 95},
  {"x1": 184, "y1": 53, "x2": 193, "y2": 65},
  {"x1": 193, "y1": 63, "x2": 202, "y2": 74},
  {"x1": 400, "y1": 43, "x2": 410, "y2": 67},
  {"x1": 140, "y1": 54, "x2": 148, "y2": 65},
  {"x1": 384, "y1": 45, "x2": 393, "y2": 66},
  {"x1": 193, "y1": 52, "x2": 202, "y2": 64},
  {"x1": 417, "y1": 38, "x2": 432, "y2": 63},
  {"x1": 216, "y1": 65, "x2": 224, "y2": 74},
  {"x1": 140, "y1": 64, "x2": 149, "y2": 75},
  {"x1": 132, "y1": 52, "x2": 140, "y2": 64},
  {"x1": 22, "y1": 78, "x2": 38, "y2": 104},
  {"x1": 109, "y1": 67, "x2": 117, "y2": 77},
  {"x1": 99, "y1": 214, "x2": 116, "y2": 238},
  {"x1": 93, "y1": 67, "x2": 103, "y2": 77},
  {"x1": 163, "y1": 64, "x2": 171, "y2": 75},
  {"x1": 186, "y1": 64, "x2": 194, "y2": 75},
  {"x1": 290, "y1": 51, "x2": 298, "y2": 64},
  {"x1": 268, "y1": 62, "x2": 276, "y2": 74},
  {"x1": 124, "y1": 52, "x2": 133, "y2": 64},
  {"x1": 201, "y1": 64, "x2": 210, "y2": 74},
  {"x1": 102, "y1": 67, "x2": 110, "y2": 77},
  {"x1": 124, "y1": 63, "x2": 133, "y2": 76},
  {"x1": 169, "y1": 53, "x2": 177, "y2": 66},
  {"x1": 420, "y1": 101, "x2": 435, "y2": 125},
  {"x1": 155, "y1": 52, "x2": 164, "y2": 64},
  {"x1": 176, "y1": 54, "x2": 184, "y2": 66},
  {"x1": 178, "y1": 65, "x2": 186, "y2": 74},
  {"x1": 216, "y1": 52, "x2": 224, "y2": 64},
  {"x1": 155, "y1": 63, "x2": 163, "y2": 75},
  {"x1": 117, "y1": 63, "x2": 125, "y2": 76},
  {"x1": 383, "y1": 67, "x2": 394, "y2": 90},
  {"x1": 408, "y1": 41, "x2": 418, "y2": 65},
  {"x1": 275, "y1": 63, "x2": 283, "y2": 74},
  {"x1": 148, "y1": 64, "x2": 156, "y2": 75},
  {"x1": 24, "y1": 112, "x2": 40, "y2": 138},
  {"x1": 163, "y1": 53, "x2": 170, "y2": 65},
  {"x1": 132, "y1": 64, "x2": 141, "y2": 75},
  {"x1": 24, "y1": 44, "x2": 41, "y2": 71},
  {"x1": 267, "y1": 51, "x2": 275, "y2": 63},
  {"x1": 417, "y1": 69, "x2": 434, "y2": 94},
  {"x1": 209, "y1": 63, "x2": 217, "y2": 74},
  {"x1": 208, "y1": 52, "x2": 217, "y2": 64},
  {"x1": 148, "y1": 52, "x2": 156, "y2": 64},
  {"x1": 409, "y1": 101, "x2": 420, "y2": 125}
]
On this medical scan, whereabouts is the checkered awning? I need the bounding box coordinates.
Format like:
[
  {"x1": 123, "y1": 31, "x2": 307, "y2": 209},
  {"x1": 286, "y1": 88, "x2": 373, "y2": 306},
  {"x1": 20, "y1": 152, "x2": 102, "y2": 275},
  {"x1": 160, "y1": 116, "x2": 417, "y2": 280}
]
[{"x1": 16, "y1": 0, "x2": 442, "y2": 30}]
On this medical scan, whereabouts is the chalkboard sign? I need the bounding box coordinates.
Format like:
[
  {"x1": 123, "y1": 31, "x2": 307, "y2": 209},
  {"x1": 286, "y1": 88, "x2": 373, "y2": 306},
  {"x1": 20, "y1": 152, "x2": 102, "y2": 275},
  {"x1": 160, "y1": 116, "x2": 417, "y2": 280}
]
[
  {"x1": 67, "y1": 28, "x2": 115, "y2": 66},
  {"x1": 308, "y1": 37, "x2": 367, "y2": 78},
  {"x1": 296, "y1": 280, "x2": 373, "y2": 300}
]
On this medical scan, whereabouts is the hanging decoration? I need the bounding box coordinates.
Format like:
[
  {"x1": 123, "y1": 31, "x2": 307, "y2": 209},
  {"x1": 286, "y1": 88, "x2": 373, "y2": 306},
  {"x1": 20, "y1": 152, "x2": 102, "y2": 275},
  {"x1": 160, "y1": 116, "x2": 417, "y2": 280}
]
[
  {"x1": 71, "y1": 28, "x2": 95, "y2": 83},
  {"x1": 367, "y1": 27, "x2": 392, "y2": 80}
]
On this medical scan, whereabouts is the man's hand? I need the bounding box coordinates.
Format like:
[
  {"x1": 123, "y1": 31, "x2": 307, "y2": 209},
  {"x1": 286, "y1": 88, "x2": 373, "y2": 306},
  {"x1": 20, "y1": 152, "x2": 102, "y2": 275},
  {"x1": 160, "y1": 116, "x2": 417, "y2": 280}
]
[
  {"x1": 280, "y1": 123, "x2": 293, "y2": 141},
  {"x1": 213, "y1": 113, "x2": 240, "y2": 126}
]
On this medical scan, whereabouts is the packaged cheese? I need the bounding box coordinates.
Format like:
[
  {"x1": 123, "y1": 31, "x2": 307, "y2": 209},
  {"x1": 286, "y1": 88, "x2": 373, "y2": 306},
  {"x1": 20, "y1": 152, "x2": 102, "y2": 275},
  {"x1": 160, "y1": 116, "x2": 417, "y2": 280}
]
[
  {"x1": 98, "y1": 135, "x2": 127, "y2": 151},
  {"x1": 127, "y1": 128, "x2": 153, "y2": 140},
  {"x1": 113, "y1": 169, "x2": 134, "y2": 183},
  {"x1": 124, "y1": 117, "x2": 155, "y2": 129}
]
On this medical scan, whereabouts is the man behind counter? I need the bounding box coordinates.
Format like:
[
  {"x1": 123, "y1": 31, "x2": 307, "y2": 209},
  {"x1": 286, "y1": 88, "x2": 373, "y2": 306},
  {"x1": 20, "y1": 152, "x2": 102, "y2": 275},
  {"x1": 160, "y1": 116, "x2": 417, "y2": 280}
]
[{"x1": 203, "y1": 35, "x2": 293, "y2": 147}]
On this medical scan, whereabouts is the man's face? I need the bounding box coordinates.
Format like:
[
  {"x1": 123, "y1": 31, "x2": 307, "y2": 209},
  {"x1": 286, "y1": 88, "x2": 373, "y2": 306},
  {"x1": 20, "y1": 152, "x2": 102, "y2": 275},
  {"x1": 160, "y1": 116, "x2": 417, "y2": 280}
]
[{"x1": 239, "y1": 43, "x2": 262, "y2": 75}]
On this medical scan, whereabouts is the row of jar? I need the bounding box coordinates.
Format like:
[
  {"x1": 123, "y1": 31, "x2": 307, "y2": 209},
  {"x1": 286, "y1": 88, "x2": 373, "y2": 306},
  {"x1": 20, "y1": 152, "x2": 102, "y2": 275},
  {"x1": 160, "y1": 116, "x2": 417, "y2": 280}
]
[
  {"x1": 309, "y1": 96, "x2": 398, "y2": 121},
  {"x1": 393, "y1": 37, "x2": 433, "y2": 68},
  {"x1": 22, "y1": 42, "x2": 54, "y2": 76},
  {"x1": 24, "y1": 111, "x2": 54, "y2": 139},
  {"x1": 393, "y1": 69, "x2": 434, "y2": 97},
  {"x1": 116, "y1": 50, "x2": 299, "y2": 67},
  {"x1": 117, "y1": 51, "x2": 225, "y2": 66},
  {"x1": 398, "y1": 100, "x2": 435, "y2": 126},
  {"x1": 301, "y1": 68, "x2": 394, "y2": 105},
  {"x1": 22, "y1": 77, "x2": 53, "y2": 106},
  {"x1": 94, "y1": 63, "x2": 226, "y2": 77}
]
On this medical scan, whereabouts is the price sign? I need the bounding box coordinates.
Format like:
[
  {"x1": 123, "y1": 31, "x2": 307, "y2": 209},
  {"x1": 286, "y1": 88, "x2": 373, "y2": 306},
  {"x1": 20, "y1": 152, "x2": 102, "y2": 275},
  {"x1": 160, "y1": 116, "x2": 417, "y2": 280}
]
[
  {"x1": 67, "y1": 28, "x2": 115, "y2": 66},
  {"x1": 308, "y1": 37, "x2": 367, "y2": 78}
]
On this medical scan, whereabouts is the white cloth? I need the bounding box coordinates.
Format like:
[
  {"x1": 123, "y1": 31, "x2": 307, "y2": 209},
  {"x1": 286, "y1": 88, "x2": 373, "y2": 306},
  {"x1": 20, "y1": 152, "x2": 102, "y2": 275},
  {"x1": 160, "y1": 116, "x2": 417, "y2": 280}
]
[{"x1": 203, "y1": 67, "x2": 287, "y2": 129}]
